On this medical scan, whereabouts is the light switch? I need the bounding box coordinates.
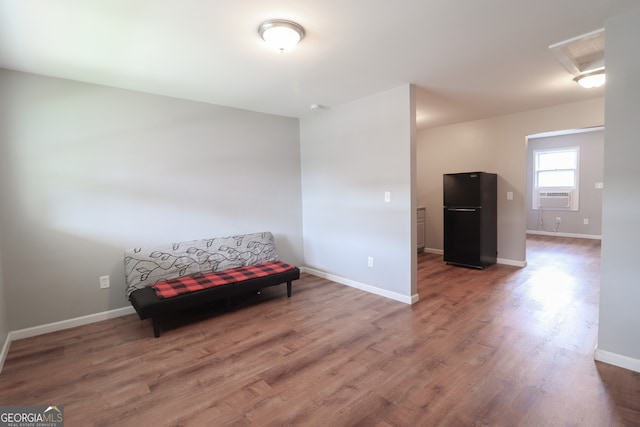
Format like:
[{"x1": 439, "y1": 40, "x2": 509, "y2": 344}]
[
  {"x1": 384, "y1": 191, "x2": 391, "y2": 203},
  {"x1": 507, "y1": 191, "x2": 514, "y2": 201}
]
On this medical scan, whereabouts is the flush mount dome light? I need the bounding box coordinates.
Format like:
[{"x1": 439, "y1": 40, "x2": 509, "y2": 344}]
[
  {"x1": 259, "y1": 19, "x2": 305, "y2": 53},
  {"x1": 574, "y1": 68, "x2": 606, "y2": 88}
]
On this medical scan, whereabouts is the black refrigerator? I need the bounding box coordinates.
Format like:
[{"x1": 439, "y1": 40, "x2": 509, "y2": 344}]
[{"x1": 443, "y1": 172, "x2": 497, "y2": 268}]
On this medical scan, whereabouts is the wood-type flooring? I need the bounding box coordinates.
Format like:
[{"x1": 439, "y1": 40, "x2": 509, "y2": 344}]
[{"x1": 1, "y1": 235, "x2": 639, "y2": 426}]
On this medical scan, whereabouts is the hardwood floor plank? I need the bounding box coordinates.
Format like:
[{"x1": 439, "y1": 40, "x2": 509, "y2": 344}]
[{"x1": 1, "y1": 235, "x2": 639, "y2": 426}]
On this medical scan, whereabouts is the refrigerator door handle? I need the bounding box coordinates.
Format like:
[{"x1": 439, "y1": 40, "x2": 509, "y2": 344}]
[{"x1": 447, "y1": 208, "x2": 477, "y2": 212}]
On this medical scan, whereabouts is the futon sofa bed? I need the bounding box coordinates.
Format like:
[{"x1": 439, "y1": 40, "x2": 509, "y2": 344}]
[{"x1": 124, "y1": 231, "x2": 300, "y2": 337}]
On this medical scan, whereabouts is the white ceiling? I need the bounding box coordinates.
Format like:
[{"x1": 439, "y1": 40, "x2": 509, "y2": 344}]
[{"x1": 0, "y1": 0, "x2": 637, "y2": 129}]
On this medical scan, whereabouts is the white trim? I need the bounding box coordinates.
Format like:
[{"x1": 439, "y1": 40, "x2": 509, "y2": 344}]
[
  {"x1": 528, "y1": 125, "x2": 604, "y2": 139},
  {"x1": 9, "y1": 306, "x2": 136, "y2": 341},
  {"x1": 497, "y1": 258, "x2": 527, "y2": 268},
  {"x1": 301, "y1": 267, "x2": 418, "y2": 305},
  {"x1": 595, "y1": 348, "x2": 640, "y2": 373},
  {"x1": 0, "y1": 333, "x2": 10, "y2": 375},
  {"x1": 527, "y1": 230, "x2": 602, "y2": 240},
  {"x1": 423, "y1": 248, "x2": 443, "y2": 255}
]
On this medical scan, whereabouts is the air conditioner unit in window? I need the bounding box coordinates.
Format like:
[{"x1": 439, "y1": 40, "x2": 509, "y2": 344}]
[{"x1": 538, "y1": 191, "x2": 572, "y2": 209}]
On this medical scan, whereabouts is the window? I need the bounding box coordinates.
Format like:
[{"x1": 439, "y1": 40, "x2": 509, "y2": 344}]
[{"x1": 533, "y1": 147, "x2": 579, "y2": 210}]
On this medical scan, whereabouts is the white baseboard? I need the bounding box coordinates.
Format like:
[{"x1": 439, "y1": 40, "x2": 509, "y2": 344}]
[
  {"x1": 595, "y1": 348, "x2": 640, "y2": 373},
  {"x1": 497, "y1": 258, "x2": 527, "y2": 268},
  {"x1": 301, "y1": 267, "x2": 418, "y2": 305},
  {"x1": 9, "y1": 306, "x2": 136, "y2": 341},
  {"x1": 527, "y1": 230, "x2": 602, "y2": 240},
  {"x1": 423, "y1": 248, "x2": 443, "y2": 255},
  {"x1": 0, "y1": 333, "x2": 10, "y2": 375}
]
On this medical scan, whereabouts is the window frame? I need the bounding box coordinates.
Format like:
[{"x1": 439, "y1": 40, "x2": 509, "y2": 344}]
[{"x1": 532, "y1": 146, "x2": 580, "y2": 211}]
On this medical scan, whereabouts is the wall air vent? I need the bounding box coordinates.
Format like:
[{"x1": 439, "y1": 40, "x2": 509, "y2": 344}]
[{"x1": 549, "y1": 29, "x2": 604, "y2": 80}]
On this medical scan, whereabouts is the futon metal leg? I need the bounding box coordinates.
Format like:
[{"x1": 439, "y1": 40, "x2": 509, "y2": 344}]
[{"x1": 287, "y1": 281, "x2": 292, "y2": 297}]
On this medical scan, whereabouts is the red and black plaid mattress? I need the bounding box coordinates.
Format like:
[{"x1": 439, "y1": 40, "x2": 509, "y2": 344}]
[{"x1": 151, "y1": 260, "x2": 296, "y2": 299}]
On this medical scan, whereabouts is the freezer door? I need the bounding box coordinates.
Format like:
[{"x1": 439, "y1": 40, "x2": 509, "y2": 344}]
[
  {"x1": 443, "y1": 173, "x2": 483, "y2": 207},
  {"x1": 444, "y1": 207, "x2": 482, "y2": 267}
]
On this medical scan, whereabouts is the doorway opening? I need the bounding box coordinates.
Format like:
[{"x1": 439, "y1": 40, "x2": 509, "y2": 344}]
[{"x1": 525, "y1": 126, "x2": 604, "y2": 261}]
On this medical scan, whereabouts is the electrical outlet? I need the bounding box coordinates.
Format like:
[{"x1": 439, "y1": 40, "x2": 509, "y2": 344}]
[
  {"x1": 367, "y1": 256, "x2": 374, "y2": 268},
  {"x1": 99, "y1": 275, "x2": 110, "y2": 289},
  {"x1": 556, "y1": 217, "x2": 561, "y2": 224},
  {"x1": 584, "y1": 218, "x2": 589, "y2": 225}
]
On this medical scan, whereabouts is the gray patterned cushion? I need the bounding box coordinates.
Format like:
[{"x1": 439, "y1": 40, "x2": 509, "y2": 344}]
[{"x1": 124, "y1": 231, "x2": 279, "y2": 298}]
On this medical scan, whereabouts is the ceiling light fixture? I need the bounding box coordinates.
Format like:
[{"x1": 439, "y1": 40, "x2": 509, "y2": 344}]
[
  {"x1": 259, "y1": 19, "x2": 305, "y2": 53},
  {"x1": 574, "y1": 68, "x2": 606, "y2": 89}
]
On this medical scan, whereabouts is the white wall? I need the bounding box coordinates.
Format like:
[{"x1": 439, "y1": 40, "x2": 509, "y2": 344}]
[
  {"x1": 0, "y1": 69, "x2": 304, "y2": 331},
  {"x1": 417, "y1": 98, "x2": 604, "y2": 264},
  {"x1": 597, "y1": 6, "x2": 640, "y2": 371},
  {"x1": 300, "y1": 85, "x2": 417, "y2": 302}
]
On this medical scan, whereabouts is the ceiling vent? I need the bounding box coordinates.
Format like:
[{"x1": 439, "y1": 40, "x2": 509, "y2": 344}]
[{"x1": 549, "y1": 28, "x2": 604, "y2": 76}]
